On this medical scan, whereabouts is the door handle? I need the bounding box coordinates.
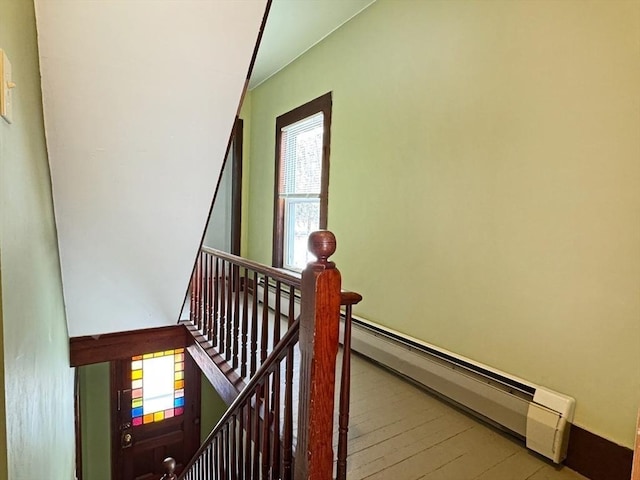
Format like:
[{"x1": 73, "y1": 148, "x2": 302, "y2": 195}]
[{"x1": 121, "y1": 431, "x2": 133, "y2": 449}]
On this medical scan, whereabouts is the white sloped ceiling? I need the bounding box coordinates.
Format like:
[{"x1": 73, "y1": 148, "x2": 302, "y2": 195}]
[{"x1": 35, "y1": 0, "x2": 268, "y2": 337}]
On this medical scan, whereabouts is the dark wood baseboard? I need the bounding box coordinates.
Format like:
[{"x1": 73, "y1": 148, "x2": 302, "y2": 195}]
[{"x1": 565, "y1": 425, "x2": 633, "y2": 480}]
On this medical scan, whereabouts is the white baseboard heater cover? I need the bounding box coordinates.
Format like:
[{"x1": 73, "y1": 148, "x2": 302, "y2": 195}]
[{"x1": 345, "y1": 317, "x2": 575, "y2": 464}]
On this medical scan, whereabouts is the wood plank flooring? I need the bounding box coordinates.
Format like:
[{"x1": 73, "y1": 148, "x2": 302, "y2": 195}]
[{"x1": 340, "y1": 353, "x2": 587, "y2": 480}]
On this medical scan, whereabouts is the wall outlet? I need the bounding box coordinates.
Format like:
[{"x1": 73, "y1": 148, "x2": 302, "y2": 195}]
[{"x1": 0, "y1": 49, "x2": 14, "y2": 124}]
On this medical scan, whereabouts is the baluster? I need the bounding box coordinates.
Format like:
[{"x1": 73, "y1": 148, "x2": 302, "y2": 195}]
[
  {"x1": 200, "y1": 254, "x2": 207, "y2": 336},
  {"x1": 252, "y1": 385, "x2": 261, "y2": 480},
  {"x1": 337, "y1": 300, "x2": 359, "y2": 480},
  {"x1": 272, "y1": 362, "x2": 281, "y2": 479},
  {"x1": 229, "y1": 416, "x2": 237, "y2": 480},
  {"x1": 220, "y1": 428, "x2": 226, "y2": 479},
  {"x1": 288, "y1": 285, "x2": 295, "y2": 327},
  {"x1": 272, "y1": 280, "x2": 282, "y2": 474},
  {"x1": 202, "y1": 253, "x2": 209, "y2": 334},
  {"x1": 245, "y1": 402, "x2": 253, "y2": 480},
  {"x1": 201, "y1": 445, "x2": 206, "y2": 479},
  {"x1": 274, "y1": 280, "x2": 281, "y2": 345},
  {"x1": 261, "y1": 374, "x2": 271, "y2": 479},
  {"x1": 261, "y1": 275, "x2": 269, "y2": 362},
  {"x1": 207, "y1": 254, "x2": 214, "y2": 341},
  {"x1": 189, "y1": 266, "x2": 196, "y2": 325},
  {"x1": 205, "y1": 446, "x2": 209, "y2": 480},
  {"x1": 213, "y1": 436, "x2": 219, "y2": 479},
  {"x1": 198, "y1": 252, "x2": 204, "y2": 329},
  {"x1": 193, "y1": 255, "x2": 201, "y2": 327},
  {"x1": 237, "y1": 405, "x2": 245, "y2": 480},
  {"x1": 214, "y1": 441, "x2": 218, "y2": 477},
  {"x1": 212, "y1": 257, "x2": 219, "y2": 346},
  {"x1": 250, "y1": 271, "x2": 259, "y2": 376},
  {"x1": 241, "y1": 268, "x2": 250, "y2": 378},
  {"x1": 233, "y1": 265, "x2": 241, "y2": 369},
  {"x1": 295, "y1": 231, "x2": 342, "y2": 480},
  {"x1": 225, "y1": 260, "x2": 233, "y2": 362},
  {"x1": 192, "y1": 255, "x2": 199, "y2": 327},
  {"x1": 222, "y1": 422, "x2": 229, "y2": 479},
  {"x1": 282, "y1": 345, "x2": 294, "y2": 480},
  {"x1": 219, "y1": 260, "x2": 227, "y2": 356}
]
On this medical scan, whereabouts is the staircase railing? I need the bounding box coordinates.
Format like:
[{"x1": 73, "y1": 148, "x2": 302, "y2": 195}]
[
  {"x1": 189, "y1": 240, "x2": 302, "y2": 387},
  {"x1": 180, "y1": 231, "x2": 362, "y2": 480},
  {"x1": 183, "y1": 317, "x2": 300, "y2": 480}
]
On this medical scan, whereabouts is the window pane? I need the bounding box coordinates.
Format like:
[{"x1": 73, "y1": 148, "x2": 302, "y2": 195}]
[
  {"x1": 284, "y1": 198, "x2": 320, "y2": 270},
  {"x1": 280, "y1": 112, "x2": 323, "y2": 195},
  {"x1": 143, "y1": 355, "x2": 174, "y2": 413},
  {"x1": 131, "y1": 348, "x2": 185, "y2": 426}
]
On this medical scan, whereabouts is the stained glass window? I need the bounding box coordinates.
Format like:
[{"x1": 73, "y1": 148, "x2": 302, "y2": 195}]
[{"x1": 131, "y1": 348, "x2": 185, "y2": 426}]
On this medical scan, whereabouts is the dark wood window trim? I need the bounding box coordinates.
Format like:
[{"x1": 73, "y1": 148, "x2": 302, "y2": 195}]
[
  {"x1": 272, "y1": 92, "x2": 332, "y2": 268},
  {"x1": 230, "y1": 119, "x2": 243, "y2": 256}
]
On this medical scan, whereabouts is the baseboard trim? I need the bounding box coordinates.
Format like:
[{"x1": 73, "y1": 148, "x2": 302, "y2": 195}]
[{"x1": 564, "y1": 425, "x2": 632, "y2": 480}]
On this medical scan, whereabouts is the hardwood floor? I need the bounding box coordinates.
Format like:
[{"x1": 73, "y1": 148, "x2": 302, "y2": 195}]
[{"x1": 341, "y1": 353, "x2": 587, "y2": 480}]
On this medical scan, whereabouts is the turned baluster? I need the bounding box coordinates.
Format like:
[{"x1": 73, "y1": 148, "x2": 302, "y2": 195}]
[{"x1": 336, "y1": 293, "x2": 362, "y2": 479}]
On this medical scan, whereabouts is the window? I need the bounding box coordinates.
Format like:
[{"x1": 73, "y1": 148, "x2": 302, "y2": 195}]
[
  {"x1": 273, "y1": 93, "x2": 332, "y2": 270},
  {"x1": 130, "y1": 348, "x2": 185, "y2": 426}
]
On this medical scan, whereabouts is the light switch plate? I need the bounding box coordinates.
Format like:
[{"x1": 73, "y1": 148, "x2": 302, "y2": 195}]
[{"x1": 0, "y1": 49, "x2": 13, "y2": 124}]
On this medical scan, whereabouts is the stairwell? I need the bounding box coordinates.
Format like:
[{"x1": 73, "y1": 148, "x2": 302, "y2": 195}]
[{"x1": 177, "y1": 231, "x2": 362, "y2": 480}]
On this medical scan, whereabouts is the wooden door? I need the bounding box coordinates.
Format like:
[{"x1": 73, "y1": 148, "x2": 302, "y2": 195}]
[{"x1": 111, "y1": 348, "x2": 201, "y2": 480}]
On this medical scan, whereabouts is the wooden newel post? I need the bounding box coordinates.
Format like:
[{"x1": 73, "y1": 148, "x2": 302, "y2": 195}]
[
  {"x1": 159, "y1": 457, "x2": 177, "y2": 480},
  {"x1": 295, "y1": 231, "x2": 343, "y2": 480}
]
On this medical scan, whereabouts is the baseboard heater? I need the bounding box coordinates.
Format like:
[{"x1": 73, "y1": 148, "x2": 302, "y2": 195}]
[{"x1": 345, "y1": 317, "x2": 575, "y2": 463}]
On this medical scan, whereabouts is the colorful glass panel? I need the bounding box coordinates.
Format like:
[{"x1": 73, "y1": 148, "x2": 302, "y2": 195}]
[{"x1": 130, "y1": 348, "x2": 185, "y2": 426}]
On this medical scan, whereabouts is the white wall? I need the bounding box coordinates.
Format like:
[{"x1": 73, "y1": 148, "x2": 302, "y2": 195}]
[{"x1": 34, "y1": 0, "x2": 268, "y2": 337}]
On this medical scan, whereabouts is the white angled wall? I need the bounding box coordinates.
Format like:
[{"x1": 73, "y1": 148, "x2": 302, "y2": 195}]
[{"x1": 35, "y1": 0, "x2": 268, "y2": 337}]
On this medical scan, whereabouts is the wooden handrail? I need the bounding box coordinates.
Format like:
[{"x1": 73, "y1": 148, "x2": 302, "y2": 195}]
[
  {"x1": 341, "y1": 290, "x2": 363, "y2": 306},
  {"x1": 201, "y1": 246, "x2": 302, "y2": 287},
  {"x1": 202, "y1": 245, "x2": 361, "y2": 304}
]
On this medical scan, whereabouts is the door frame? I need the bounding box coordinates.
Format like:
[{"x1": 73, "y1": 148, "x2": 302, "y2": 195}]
[{"x1": 230, "y1": 118, "x2": 243, "y2": 256}]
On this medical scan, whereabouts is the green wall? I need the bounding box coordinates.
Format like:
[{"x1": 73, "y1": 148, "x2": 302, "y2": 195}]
[
  {"x1": 0, "y1": 0, "x2": 76, "y2": 478},
  {"x1": 79, "y1": 363, "x2": 111, "y2": 480},
  {"x1": 245, "y1": 0, "x2": 640, "y2": 448},
  {"x1": 200, "y1": 375, "x2": 228, "y2": 444},
  {"x1": 0, "y1": 262, "x2": 7, "y2": 477}
]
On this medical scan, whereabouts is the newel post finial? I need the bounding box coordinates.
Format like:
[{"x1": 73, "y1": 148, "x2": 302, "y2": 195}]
[
  {"x1": 308, "y1": 230, "x2": 336, "y2": 268},
  {"x1": 160, "y1": 457, "x2": 177, "y2": 480}
]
